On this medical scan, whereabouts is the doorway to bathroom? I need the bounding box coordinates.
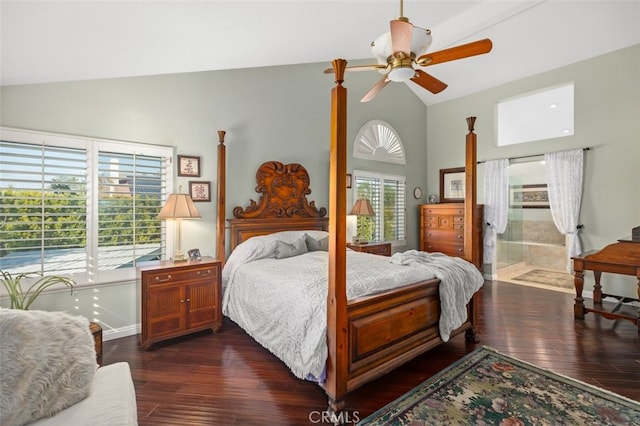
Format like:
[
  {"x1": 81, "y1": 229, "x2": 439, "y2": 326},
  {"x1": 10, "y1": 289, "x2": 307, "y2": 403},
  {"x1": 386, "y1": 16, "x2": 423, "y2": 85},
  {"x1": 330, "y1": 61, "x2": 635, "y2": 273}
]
[{"x1": 496, "y1": 159, "x2": 573, "y2": 292}]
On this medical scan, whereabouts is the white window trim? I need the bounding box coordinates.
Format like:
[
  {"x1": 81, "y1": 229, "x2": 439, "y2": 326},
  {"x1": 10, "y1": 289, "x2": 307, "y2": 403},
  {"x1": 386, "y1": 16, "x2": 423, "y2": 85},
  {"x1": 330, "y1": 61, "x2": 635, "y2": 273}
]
[
  {"x1": 0, "y1": 127, "x2": 174, "y2": 288},
  {"x1": 352, "y1": 169, "x2": 406, "y2": 247}
]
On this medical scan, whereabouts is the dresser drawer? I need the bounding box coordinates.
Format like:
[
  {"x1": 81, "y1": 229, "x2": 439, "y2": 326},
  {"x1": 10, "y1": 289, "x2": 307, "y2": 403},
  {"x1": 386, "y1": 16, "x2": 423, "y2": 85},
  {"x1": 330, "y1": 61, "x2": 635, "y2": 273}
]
[
  {"x1": 423, "y1": 207, "x2": 465, "y2": 216},
  {"x1": 143, "y1": 265, "x2": 218, "y2": 286},
  {"x1": 423, "y1": 242, "x2": 465, "y2": 257},
  {"x1": 424, "y1": 229, "x2": 464, "y2": 243}
]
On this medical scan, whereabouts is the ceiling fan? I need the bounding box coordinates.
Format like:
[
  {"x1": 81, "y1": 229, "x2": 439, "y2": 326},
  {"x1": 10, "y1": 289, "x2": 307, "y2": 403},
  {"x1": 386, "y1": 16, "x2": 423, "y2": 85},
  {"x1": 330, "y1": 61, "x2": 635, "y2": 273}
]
[{"x1": 325, "y1": 0, "x2": 493, "y2": 102}]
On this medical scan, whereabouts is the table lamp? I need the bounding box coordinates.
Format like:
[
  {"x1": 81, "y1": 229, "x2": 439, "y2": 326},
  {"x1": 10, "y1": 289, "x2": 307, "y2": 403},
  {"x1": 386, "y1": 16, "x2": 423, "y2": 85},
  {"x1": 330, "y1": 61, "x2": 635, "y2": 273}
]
[
  {"x1": 157, "y1": 189, "x2": 201, "y2": 261},
  {"x1": 350, "y1": 198, "x2": 375, "y2": 244}
]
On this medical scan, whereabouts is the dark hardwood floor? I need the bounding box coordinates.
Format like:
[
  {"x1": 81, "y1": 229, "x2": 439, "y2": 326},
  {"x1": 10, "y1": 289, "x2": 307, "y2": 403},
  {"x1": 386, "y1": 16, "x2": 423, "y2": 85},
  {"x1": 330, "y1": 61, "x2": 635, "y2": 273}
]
[{"x1": 103, "y1": 281, "x2": 639, "y2": 425}]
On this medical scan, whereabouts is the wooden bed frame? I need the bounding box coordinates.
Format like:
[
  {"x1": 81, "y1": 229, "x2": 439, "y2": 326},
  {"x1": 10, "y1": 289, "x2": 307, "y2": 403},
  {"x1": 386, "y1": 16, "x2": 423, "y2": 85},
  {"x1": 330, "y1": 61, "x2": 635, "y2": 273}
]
[{"x1": 215, "y1": 59, "x2": 481, "y2": 412}]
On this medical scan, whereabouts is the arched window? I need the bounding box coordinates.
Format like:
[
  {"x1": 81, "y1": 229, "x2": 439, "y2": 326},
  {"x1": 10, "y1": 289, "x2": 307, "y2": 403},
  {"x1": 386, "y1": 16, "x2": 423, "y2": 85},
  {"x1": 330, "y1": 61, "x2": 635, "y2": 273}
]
[{"x1": 353, "y1": 120, "x2": 406, "y2": 165}]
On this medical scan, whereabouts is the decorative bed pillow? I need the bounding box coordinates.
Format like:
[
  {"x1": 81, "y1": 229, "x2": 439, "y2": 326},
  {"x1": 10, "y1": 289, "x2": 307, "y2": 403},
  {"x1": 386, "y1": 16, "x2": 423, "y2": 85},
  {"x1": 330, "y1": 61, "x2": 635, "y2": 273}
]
[
  {"x1": 274, "y1": 235, "x2": 308, "y2": 259},
  {"x1": 305, "y1": 233, "x2": 329, "y2": 251},
  {"x1": 0, "y1": 308, "x2": 97, "y2": 426}
]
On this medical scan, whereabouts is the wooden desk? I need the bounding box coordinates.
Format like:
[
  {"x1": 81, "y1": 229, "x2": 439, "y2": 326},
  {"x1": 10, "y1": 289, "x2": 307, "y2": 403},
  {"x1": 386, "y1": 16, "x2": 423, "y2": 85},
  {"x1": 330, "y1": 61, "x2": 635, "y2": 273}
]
[{"x1": 572, "y1": 237, "x2": 639, "y2": 332}]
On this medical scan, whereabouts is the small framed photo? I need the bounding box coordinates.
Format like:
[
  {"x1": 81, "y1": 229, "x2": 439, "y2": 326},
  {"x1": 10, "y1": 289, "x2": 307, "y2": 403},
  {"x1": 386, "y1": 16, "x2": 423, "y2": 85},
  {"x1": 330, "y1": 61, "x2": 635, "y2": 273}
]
[
  {"x1": 346, "y1": 173, "x2": 352, "y2": 189},
  {"x1": 189, "y1": 181, "x2": 211, "y2": 202},
  {"x1": 440, "y1": 167, "x2": 465, "y2": 203},
  {"x1": 188, "y1": 248, "x2": 202, "y2": 260},
  {"x1": 178, "y1": 155, "x2": 201, "y2": 177}
]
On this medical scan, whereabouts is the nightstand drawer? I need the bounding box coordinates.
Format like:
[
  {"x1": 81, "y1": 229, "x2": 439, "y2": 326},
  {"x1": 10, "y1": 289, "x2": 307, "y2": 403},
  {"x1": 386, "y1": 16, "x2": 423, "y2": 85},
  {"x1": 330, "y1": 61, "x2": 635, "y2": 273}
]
[
  {"x1": 143, "y1": 264, "x2": 218, "y2": 286},
  {"x1": 348, "y1": 242, "x2": 392, "y2": 257}
]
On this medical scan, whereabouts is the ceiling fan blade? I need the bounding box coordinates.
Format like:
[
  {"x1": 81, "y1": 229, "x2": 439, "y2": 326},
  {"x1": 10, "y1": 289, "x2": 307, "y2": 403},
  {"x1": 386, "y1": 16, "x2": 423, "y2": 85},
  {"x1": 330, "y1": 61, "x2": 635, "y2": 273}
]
[
  {"x1": 410, "y1": 69, "x2": 448, "y2": 94},
  {"x1": 360, "y1": 76, "x2": 390, "y2": 103},
  {"x1": 323, "y1": 64, "x2": 387, "y2": 74},
  {"x1": 416, "y1": 38, "x2": 493, "y2": 66},
  {"x1": 390, "y1": 19, "x2": 413, "y2": 56}
]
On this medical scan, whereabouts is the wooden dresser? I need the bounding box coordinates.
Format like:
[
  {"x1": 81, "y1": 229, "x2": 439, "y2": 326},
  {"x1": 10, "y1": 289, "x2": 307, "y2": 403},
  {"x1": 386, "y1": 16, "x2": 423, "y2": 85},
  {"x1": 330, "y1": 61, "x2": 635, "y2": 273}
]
[
  {"x1": 137, "y1": 256, "x2": 222, "y2": 350},
  {"x1": 419, "y1": 203, "x2": 483, "y2": 269}
]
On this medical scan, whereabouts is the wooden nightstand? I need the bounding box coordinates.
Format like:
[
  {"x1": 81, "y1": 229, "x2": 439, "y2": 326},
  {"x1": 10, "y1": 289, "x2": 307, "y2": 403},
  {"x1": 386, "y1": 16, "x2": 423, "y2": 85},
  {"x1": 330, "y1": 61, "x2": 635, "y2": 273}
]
[
  {"x1": 347, "y1": 242, "x2": 392, "y2": 256},
  {"x1": 137, "y1": 256, "x2": 222, "y2": 350},
  {"x1": 89, "y1": 322, "x2": 102, "y2": 366}
]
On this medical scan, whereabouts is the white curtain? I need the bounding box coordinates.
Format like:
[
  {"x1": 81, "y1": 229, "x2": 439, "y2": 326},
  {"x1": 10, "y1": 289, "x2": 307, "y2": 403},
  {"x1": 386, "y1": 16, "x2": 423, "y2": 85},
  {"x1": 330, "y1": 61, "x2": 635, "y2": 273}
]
[
  {"x1": 483, "y1": 159, "x2": 510, "y2": 266},
  {"x1": 545, "y1": 149, "x2": 584, "y2": 273}
]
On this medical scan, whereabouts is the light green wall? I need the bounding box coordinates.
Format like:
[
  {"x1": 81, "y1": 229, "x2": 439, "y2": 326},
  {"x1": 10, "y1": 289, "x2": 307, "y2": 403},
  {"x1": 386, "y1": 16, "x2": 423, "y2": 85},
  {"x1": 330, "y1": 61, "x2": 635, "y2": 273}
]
[
  {"x1": 4, "y1": 45, "x2": 637, "y2": 334},
  {"x1": 0, "y1": 61, "x2": 428, "y2": 338},
  {"x1": 427, "y1": 44, "x2": 640, "y2": 297}
]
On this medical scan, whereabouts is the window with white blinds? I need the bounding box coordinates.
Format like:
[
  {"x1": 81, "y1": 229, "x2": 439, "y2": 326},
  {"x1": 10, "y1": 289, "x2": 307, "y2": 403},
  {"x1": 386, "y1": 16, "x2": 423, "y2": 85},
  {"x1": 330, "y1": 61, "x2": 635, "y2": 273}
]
[
  {"x1": 353, "y1": 170, "x2": 406, "y2": 246},
  {"x1": 0, "y1": 128, "x2": 173, "y2": 285}
]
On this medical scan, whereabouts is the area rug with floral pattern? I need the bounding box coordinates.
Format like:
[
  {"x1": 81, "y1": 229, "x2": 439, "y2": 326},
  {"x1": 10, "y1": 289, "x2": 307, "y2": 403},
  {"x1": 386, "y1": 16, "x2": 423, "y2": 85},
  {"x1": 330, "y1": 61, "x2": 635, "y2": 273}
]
[{"x1": 359, "y1": 346, "x2": 640, "y2": 425}]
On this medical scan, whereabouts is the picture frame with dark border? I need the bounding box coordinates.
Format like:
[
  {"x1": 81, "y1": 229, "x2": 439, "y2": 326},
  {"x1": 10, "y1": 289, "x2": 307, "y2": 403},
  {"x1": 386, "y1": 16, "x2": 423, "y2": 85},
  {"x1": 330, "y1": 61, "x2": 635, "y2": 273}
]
[
  {"x1": 177, "y1": 155, "x2": 201, "y2": 177},
  {"x1": 189, "y1": 181, "x2": 211, "y2": 202},
  {"x1": 188, "y1": 248, "x2": 202, "y2": 260},
  {"x1": 510, "y1": 184, "x2": 549, "y2": 208},
  {"x1": 439, "y1": 167, "x2": 465, "y2": 203}
]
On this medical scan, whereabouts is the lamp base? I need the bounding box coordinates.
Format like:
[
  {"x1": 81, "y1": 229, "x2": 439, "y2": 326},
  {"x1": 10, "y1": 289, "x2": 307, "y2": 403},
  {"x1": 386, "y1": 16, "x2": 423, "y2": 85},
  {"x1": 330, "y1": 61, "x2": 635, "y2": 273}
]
[
  {"x1": 171, "y1": 251, "x2": 188, "y2": 262},
  {"x1": 352, "y1": 237, "x2": 368, "y2": 245}
]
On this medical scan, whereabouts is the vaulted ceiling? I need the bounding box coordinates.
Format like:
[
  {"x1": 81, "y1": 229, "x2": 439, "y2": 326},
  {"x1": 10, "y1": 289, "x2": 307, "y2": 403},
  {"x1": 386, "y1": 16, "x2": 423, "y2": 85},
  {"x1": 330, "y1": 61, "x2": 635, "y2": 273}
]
[{"x1": 1, "y1": 1, "x2": 638, "y2": 105}]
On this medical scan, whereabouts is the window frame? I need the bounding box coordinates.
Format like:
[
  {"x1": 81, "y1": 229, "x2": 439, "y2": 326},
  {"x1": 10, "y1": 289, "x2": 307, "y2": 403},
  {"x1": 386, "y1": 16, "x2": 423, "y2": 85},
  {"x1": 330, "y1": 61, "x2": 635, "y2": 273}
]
[
  {"x1": 352, "y1": 169, "x2": 406, "y2": 247},
  {"x1": 0, "y1": 127, "x2": 174, "y2": 287}
]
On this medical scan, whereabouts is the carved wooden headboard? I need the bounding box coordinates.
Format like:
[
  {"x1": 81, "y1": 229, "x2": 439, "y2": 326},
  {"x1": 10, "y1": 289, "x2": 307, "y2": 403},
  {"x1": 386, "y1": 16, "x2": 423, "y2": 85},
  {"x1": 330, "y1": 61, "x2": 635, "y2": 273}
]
[{"x1": 229, "y1": 161, "x2": 329, "y2": 249}]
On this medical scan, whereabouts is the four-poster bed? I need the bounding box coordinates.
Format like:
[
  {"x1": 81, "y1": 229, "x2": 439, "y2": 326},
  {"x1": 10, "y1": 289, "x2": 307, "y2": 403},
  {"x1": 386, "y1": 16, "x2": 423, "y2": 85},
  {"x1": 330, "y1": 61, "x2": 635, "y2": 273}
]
[{"x1": 214, "y1": 59, "x2": 483, "y2": 412}]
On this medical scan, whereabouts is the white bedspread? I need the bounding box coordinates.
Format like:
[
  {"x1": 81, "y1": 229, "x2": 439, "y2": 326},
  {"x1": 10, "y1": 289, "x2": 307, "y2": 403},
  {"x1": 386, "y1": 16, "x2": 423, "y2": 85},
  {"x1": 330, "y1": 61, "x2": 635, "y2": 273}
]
[{"x1": 222, "y1": 231, "x2": 484, "y2": 381}]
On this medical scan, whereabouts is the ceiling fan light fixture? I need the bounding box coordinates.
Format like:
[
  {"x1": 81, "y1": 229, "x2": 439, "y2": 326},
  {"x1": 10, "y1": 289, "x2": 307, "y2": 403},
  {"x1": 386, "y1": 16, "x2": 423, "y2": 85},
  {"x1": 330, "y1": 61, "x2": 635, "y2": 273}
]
[
  {"x1": 388, "y1": 66, "x2": 415, "y2": 82},
  {"x1": 332, "y1": 0, "x2": 492, "y2": 102}
]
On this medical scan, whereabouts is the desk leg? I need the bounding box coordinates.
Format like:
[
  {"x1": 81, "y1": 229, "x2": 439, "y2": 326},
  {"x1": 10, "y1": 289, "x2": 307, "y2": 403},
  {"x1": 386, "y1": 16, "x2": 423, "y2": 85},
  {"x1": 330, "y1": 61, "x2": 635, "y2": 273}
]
[
  {"x1": 593, "y1": 271, "x2": 603, "y2": 304},
  {"x1": 636, "y1": 275, "x2": 640, "y2": 333},
  {"x1": 574, "y1": 269, "x2": 585, "y2": 320}
]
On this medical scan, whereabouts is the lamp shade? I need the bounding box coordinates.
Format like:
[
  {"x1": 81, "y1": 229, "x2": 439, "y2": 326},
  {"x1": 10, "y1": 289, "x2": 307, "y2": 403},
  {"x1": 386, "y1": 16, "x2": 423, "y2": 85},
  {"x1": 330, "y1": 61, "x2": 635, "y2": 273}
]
[
  {"x1": 350, "y1": 198, "x2": 375, "y2": 216},
  {"x1": 157, "y1": 193, "x2": 201, "y2": 220}
]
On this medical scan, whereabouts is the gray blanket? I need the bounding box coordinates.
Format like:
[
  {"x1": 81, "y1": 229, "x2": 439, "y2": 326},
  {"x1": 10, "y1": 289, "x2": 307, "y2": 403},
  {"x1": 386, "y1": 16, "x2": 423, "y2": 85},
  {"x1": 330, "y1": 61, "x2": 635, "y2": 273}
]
[{"x1": 390, "y1": 250, "x2": 485, "y2": 341}]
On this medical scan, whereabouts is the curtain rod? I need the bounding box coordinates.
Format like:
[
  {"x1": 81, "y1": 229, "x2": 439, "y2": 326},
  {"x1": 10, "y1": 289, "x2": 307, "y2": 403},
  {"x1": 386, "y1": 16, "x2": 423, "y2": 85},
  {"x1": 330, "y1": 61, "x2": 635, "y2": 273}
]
[{"x1": 477, "y1": 147, "x2": 591, "y2": 164}]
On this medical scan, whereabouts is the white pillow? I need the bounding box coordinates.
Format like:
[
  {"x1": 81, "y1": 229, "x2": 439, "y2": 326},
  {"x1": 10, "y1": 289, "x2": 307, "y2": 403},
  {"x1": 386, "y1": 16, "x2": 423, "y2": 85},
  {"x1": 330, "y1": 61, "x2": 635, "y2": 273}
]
[
  {"x1": 274, "y1": 235, "x2": 309, "y2": 259},
  {"x1": 305, "y1": 233, "x2": 329, "y2": 251}
]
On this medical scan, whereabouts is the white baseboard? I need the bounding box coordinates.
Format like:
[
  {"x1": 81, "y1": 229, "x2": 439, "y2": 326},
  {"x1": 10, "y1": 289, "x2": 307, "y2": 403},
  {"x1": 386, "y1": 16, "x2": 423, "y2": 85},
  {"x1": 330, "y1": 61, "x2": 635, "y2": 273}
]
[{"x1": 103, "y1": 323, "x2": 140, "y2": 342}]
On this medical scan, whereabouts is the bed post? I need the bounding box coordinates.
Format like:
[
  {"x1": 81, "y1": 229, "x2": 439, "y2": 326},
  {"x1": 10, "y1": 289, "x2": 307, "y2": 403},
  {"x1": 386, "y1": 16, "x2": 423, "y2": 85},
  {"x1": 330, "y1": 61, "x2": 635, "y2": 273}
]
[
  {"x1": 325, "y1": 58, "x2": 349, "y2": 414},
  {"x1": 463, "y1": 117, "x2": 478, "y2": 266},
  {"x1": 464, "y1": 117, "x2": 480, "y2": 343},
  {"x1": 216, "y1": 130, "x2": 226, "y2": 266}
]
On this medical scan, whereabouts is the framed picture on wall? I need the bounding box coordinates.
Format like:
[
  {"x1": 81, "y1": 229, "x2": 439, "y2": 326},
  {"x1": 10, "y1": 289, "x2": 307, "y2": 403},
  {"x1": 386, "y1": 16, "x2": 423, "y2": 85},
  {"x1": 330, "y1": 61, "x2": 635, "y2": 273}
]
[
  {"x1": 189, "y1": 181, "x2": 211, "y2": 202},
  {"x1": 178, "y1": 155, "x2": 201, "y2": 177},
  {"x1": 510, "y1": 184, "x2": 549, "y2": 208},
  {"x1": 439, "y1": 167, "x2": 465, "y2": 203}
]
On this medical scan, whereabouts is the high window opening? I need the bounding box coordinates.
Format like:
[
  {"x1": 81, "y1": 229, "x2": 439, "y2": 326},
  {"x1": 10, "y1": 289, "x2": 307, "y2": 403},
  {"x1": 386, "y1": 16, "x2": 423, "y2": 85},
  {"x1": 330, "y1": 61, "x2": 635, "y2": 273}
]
[{"x1": 497, "y1": 82, "x2": 574, "y2": 146}]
